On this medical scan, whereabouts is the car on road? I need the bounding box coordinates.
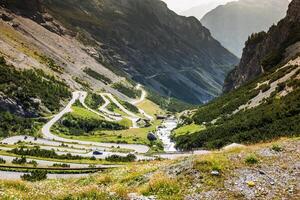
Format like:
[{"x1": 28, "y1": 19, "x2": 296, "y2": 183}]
[{"x1": 93, "y1": 151, "x2": 103, "y2": 155}]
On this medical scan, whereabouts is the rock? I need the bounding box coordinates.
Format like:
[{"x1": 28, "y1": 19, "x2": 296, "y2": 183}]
[
  {"x1": 1, "y1": 13, "x2": 13, "y2": 21},
  {"x1": 11, "y1": 21, "x2": 20, "y2": 28},
  {"x1": 224, "y1": 0, "x2": 300, "y2": 92},
  {"x1": 147, "y1": 132, "x2": 157, "y2": 141},
  {"x1": 247, "y1": 181, "x2": 256, "y2": 187},
  {"x1": 211, "y1": 170, "x2": 220, "y2": 176},
  {"x1": 128, "y1": 193, "x2": 156, "y2": 200},
  {"x1": 43, "y1": 13, "x2": 53, "y2": 22}
]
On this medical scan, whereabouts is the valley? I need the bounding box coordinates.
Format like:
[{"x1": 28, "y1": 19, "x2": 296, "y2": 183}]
[{"x1": 0, "y1": 0, "x2": 299, "y2": 199}]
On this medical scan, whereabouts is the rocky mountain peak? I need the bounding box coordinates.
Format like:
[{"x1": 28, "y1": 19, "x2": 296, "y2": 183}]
[{"x1": 224, "y1": 0, "x2": 300, "y2": 92}]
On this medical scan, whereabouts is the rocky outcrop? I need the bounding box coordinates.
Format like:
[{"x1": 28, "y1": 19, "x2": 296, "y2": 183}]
[
  {"x1": 224, "y1": 0, "x2": 300, "y2": 92},
  {"x1": 0, "y1": 0, "x2": 68, "y2": 35},
  {"x1": 201, "y1": 0, "x2": 289, "y2": 57},
  {"x1": 41, "y1": 0, "x2": 238, "y2": 104}
]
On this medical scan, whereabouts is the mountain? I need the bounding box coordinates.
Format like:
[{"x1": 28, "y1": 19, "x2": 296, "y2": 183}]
[
  {"x1": 39, "y1": 0, "x2": 238, "y2": 104},
  {"x1": 181, "y1": 0, "x2": 233, "y2": 19},
  {"x1": 201, "y1": 0, "x2": 290, "y2": 57},
  {"x1": 224, "y1": 0, "x2": 300, "y2": 91},
  {"x1": 173, "y1": 0, "x2": 300, "y2": 150}
]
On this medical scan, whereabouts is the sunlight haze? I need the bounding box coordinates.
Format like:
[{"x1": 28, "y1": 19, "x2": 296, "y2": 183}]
[{"x1": 161, "y1": 0, "x2": 234, "y2": 13}]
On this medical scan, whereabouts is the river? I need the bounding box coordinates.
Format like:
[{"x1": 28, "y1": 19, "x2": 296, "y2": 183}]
[{"x1": 156, "y1": 118, "x2": 178, "y2": 152}]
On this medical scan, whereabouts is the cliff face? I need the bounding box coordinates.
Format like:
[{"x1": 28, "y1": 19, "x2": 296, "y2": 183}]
[
  {"x1": 201, "y1": 0, "x2": 289, "y2": 57},
  {"x1": 0, "y1": 0, "x2": 43, "y2": 15},
  {"x1": 224, "y1": 0, "x2": 300, "y2": 92},
  {"x1": 41, "y1": 0, "x2": 238, "y2": 104}
]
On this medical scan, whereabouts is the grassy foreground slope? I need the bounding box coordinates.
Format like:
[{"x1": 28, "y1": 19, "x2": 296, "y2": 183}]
[{"x1": 0, "y1": 138, "x2": 298, "y2": 199}]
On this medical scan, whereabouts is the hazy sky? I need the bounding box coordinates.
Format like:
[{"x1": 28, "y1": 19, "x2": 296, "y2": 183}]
[{"x1": 161, "y1": 0, "x2": 234, "y2": 13}]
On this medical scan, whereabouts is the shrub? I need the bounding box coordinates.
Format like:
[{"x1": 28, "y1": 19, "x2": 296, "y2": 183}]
[
  {"x1": 10, "y1": 146, "x2": 85, "y2": 160},
  {"x1": 0, "y1": 157, "x2": 6, "y2": 164},
  {"x1": 245, "y1": 32, "x2": 267, "y2": 46},
  {"x1": 21, "y1": 170, "x2": 47, "y2": 182},
  {"x1": 245, "y1": 154, "x2": 259, "y2": 165},
  {"x1": 271, "y1": 144, "x2": 283, "y2": 152},
  {"x1": 112, "y1": 83, "x2": 141, "y2": 99},
  {"x1": 58, "y1": 113, "x2": 126, "y2": 136},
  {"x1": 142, "y1": 173, "x2": 180, "y2": 196},
  {"x1": 85, "y1": 93, "x2": 104, "y2": 110},
  {"x1": 12, "y1": 156, "x2": 27, "y2": 165},
  {"x1": 105, "y1": 154, "x2": 136, "y2": 162},
  {"x1": 83, "y1": 68, "x2": 112, "y2": 85},
  {"x1": 0, "y1": 56, "x2": 5, "y2": 64},
  {"x1": 27, "y1": 160, "x2": 38, "y2": 167},
  {"x1": 52, "y1": 163, "x2": 70, "y2": 168}
]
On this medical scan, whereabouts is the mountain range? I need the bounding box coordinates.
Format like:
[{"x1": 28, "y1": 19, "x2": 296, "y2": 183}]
[
  {"x1": 174, "y1": 0, "x2": 300, "y2": 150},
  {"x1": 200, "y1": 0, "x2": 290, "y2": 57},
  {"x1": 40, "y1": 0, "x2": 238, "y2": 104}
]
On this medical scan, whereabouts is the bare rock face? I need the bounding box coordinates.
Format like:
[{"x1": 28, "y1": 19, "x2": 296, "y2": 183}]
[
  {"x1": 224, "y1": 0, "x2": 300, "y2": 92},
  {"x1": 41, "y1": 0, "x2": 239, "y2": 104},
  {"x1": 0, "y1": 0, "x2": 67, "y2": 35},
  {"x1": 0, "y1": 93, "x2": 37, "y2": 117}
]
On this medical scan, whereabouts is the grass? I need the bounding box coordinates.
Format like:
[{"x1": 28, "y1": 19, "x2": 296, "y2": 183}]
[
  {"x1": 172, "y1": 124, "x2": 206, "y2": 137},
  {"x1": 0, "y1": 138, "x2": 298, "y2": 199},
  {"x1": 244, "y1": 154, "x2": 259, "y2": 165},
  {"x1": 141, "y1": 173, "x2": 181, "y2": 198},
  {"x1": 71, "y1": 106, "x2": 104, "y2": 120},
  {"x1": 136, "y1": 99, "x2": 164, "y2": 117},
  {"x1": 57, "y1": 120, "x2": 162, "y2": 145}
]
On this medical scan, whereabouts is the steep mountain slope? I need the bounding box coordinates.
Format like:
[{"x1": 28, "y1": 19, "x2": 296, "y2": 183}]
[
  {"x1": 181, "y1": 0, "x2": 233, "y2": 20},
  {"x1": 0, "y1": 2, "x2": 126, "y2": 137},
  {"x1": 224, "y1": 0, "x2": 300, "y2": 91},
  {"x1": 41, "y1": 0, "x2": 238, "y2": 104},
  {"x1": 173, "y1": 0, "x2": 300, "y2": 150},
  {"x1": 201, "y1": 0, "x2": 289, "y2": 57}
]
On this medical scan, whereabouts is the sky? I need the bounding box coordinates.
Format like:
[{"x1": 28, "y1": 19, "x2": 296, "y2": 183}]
[{"x1": 161, "y1": 0, "x2": 234, "y2": 13}]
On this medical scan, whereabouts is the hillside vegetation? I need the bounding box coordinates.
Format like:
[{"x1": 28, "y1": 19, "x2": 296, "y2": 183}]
[
  {"x1": 0, "y1": 57, "x2": 71, "y2": 137},
  {"x1": 174, "y1": 64, "x2": 300, "y2": 150}
]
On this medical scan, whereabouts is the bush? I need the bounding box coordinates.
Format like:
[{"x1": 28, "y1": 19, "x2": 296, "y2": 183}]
[
  {"x1": 112, "y1": 83, "x2": 141, "y2": 99},
  {"x1": 245, "y1": 155, "x2": 259, "y2": 165},
  {"x1": 58, "y1": 113, "x2": 126, "y2": 135},
  {"x1": 12, "y1": 156, "x2": 27, "y2": 165},
  {"x1": 105, "y1": 154, "x2": 136, "y2": 162},
  {"x1": 245, "y1": 32, "x2": 267, "y2": 46},
  {"x1": 120, "y1": 100, "x2": 139, "y2": 113},
  {"x1": 85, "y1": 93, "x2": 104, "y2": 110},
  {"x1": 83, "y1": 68, "x2": 112, "y2": 85},
  {"x1": 271, "y1": 144, "x2": 283, "y2": 152},
  {"x1": 27, "y1": 160, "x2": 38, "y2": 167},
  {"x1": 52, "y1": 163, "x2": 70, "y2": 168},
  {"x1": 142, "y1": 173, "x2": 180, "y2": 197},
  {"x1": 21, "y1": 170, "x2": 47, "y2": 182},
  {"x1": 0, "y1": 56, "x2": 5, "y2": 64},
  {"x1": 0, "y1": 157, "x2": 6, "y2": 164},
  {"x1": 10, "y1": 146, "x2": 85, "y2": 160}
]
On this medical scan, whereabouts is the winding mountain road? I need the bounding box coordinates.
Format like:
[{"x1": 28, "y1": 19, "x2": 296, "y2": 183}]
[{"x1": 40, "y1": 91, "x2": 150, "y2": 154}]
